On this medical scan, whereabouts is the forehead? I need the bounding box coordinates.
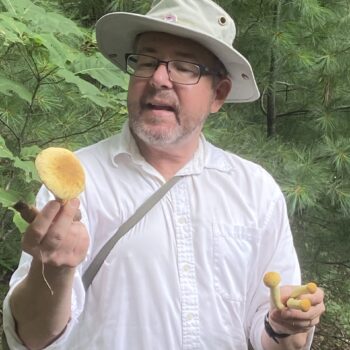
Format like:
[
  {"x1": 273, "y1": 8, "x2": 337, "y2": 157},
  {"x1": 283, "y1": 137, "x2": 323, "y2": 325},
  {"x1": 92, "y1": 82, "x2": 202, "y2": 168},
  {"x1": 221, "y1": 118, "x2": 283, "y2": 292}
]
[{"x1": 135, "y1": 32, "x2": 217, "y2": 63}]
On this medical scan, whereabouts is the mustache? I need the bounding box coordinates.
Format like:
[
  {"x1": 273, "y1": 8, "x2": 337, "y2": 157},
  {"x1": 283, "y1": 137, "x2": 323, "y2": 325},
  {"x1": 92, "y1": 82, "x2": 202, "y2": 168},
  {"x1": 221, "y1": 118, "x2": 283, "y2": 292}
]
[{"x1": 140, "y1": 90, "x2": 181, "y2": 120}]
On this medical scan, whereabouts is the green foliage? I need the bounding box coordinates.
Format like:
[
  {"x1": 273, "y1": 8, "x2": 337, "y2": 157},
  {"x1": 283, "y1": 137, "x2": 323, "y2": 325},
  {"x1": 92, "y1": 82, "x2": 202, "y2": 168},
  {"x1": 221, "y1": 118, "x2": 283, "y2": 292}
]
[
  {"x1": 57, "y1": 0, "x2": 153, "y2": 26},
  {"x1": 0, "y1": 0, "x2": 128, "y2": 275}
]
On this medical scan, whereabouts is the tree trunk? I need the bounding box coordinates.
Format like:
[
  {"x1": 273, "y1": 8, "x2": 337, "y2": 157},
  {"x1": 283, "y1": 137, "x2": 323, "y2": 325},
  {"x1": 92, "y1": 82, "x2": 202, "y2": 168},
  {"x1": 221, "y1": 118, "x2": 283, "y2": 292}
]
[{"x1": 266, "y1": 2, "x2": 281, "y2": 138}]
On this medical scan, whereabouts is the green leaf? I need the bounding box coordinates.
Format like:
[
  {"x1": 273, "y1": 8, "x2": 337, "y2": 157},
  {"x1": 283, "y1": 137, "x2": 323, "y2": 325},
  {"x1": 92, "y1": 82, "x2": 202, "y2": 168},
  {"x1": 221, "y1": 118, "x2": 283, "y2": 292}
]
[
  {"x1": 11, "y1": 209, "x2": 29, "y2": 232},
  {"x1": 20, "y1": 145, "x2": 41, "y2": 159},
  {"x1": 1, "y1": 0, "x2": 45, "y2": 19},
  {"x1": 0, "y1": 188, "x2": 21, "y2": 206},
  {"x1": 56, "y1": 68, "x2": 112, "y2": 108},
  {"x1": 0, "y1": 75, "x2": 32, "y2": 102},
  {"x1": 13, "y1": 158, "x2": 39, "y2": 182},
  {"x1": 0, "y1": 138, "x2": 39, "y2": 182},
  {"x1": 72, "y1": 53, "x2": 129, "y2": 90},
  {"x1": 0, "y1": 12, "x2": 28, "y2": 43},
  {"x1": 39, "y1": 12, "x2": 83, "y2": 37},
  {"x1": 38, "y1": 33, "x2": 75, "y2": 67},
  {"x1": 0, "y1": 135, "x2": 15, "y2": 160}
]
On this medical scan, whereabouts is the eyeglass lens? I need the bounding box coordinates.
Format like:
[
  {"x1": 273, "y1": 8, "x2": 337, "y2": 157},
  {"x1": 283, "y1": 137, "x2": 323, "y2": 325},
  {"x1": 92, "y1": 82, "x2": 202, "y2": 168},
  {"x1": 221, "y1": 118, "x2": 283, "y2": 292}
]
[{"x1": 126, "y1": 54, "x2": 201, "y2": 85}]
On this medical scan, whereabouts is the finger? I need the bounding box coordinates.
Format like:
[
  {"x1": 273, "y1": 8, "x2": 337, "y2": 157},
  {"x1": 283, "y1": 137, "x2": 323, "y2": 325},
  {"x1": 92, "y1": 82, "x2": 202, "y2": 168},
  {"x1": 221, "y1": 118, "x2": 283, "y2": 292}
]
[
  {"x1": 50, "y1": 221, "x2": 89, "y2": 267},
  {"x1": 22, "y1": 200, "x2": 62, "y2": 249},
  {"x1": 40, "y1": 198, "x2": 80, "y2": 251},
  {"x1": 270, "y1": 309, "x2": 317, "y2": 334},
  {"x1": 73, "y1": 209, "x2": 82, "y2": 222},
  {"x1": 275, "y1": 301, "x2": 325, "y2": 326},
  {"x1": 301, "y1": 287, "x2": 324, "y2": 305}
]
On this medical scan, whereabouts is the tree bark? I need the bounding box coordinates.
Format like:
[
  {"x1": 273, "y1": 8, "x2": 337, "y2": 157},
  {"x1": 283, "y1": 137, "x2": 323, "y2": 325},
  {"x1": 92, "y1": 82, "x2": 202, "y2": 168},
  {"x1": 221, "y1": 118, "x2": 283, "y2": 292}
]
[{"x1": 266, "y1": 2, "x2": 281, "y2": 137}]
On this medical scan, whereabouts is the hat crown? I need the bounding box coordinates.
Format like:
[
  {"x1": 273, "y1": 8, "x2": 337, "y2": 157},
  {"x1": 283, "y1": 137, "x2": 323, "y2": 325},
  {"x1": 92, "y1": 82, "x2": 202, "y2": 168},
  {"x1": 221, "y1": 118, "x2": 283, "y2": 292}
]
[{"x1": 148, "y1": 0, "x2": 236, "y2": 47}]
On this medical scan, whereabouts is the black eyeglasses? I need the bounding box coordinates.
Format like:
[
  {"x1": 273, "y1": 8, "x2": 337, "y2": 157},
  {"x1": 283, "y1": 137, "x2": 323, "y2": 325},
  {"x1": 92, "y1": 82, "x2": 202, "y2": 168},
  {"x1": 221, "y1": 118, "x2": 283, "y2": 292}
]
[{"x1": 125, "y1": 53, "x2": 222, "y2": 85}]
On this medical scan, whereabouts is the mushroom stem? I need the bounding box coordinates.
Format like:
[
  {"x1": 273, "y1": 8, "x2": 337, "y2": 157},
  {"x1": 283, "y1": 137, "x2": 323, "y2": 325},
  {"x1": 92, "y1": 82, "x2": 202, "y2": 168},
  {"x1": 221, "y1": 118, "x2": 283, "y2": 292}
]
[
  {"x1": 286, "y1": 298, "x2": 311, "y2": 312},
  {"x1": 263, "y1": 272, "x2": 285, "y2": 310},
  {"x1": 290, "y1": 282, "x2": 317, "y2": 298},
  {"x1": 13, "y1": 201, "x2": 38, "y2": 223}
]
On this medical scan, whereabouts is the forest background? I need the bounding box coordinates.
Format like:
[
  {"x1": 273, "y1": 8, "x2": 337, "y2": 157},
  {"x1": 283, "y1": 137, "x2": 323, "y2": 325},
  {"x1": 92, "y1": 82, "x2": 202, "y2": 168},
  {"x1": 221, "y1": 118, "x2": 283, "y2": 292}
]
[{"x1": 0, "y1": 0, "x2": 349, "y2": 349}]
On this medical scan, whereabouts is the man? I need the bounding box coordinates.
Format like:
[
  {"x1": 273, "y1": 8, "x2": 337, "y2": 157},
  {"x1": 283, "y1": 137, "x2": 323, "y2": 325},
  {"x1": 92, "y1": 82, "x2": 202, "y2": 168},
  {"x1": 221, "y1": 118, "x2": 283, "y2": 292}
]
[{"x1": 3, "y1": 0, "x2": 325, "y2": 349}]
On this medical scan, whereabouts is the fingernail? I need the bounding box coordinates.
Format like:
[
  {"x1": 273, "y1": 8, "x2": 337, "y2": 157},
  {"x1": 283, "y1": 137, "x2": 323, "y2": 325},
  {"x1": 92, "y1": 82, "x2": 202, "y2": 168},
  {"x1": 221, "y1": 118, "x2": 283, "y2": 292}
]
[{"x1": 69, "y1": 198, "x2": 80, "y2": 208}]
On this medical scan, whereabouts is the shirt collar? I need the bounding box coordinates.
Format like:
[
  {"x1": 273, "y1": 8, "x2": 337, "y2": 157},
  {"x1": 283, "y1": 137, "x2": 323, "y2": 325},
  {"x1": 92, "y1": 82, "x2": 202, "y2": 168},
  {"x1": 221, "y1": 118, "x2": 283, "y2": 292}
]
[{"x1": 110, "y1": 121, "x2": 234, "y2": 175}]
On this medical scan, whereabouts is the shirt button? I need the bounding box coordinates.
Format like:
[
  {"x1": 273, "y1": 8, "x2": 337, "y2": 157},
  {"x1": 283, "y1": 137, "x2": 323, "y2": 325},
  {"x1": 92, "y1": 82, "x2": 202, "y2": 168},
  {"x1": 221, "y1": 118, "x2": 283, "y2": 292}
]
[
  {"x1": 182, "y1": 264, "x2": 190, "y2": 272},
  {"x1": 178, "y1": 216, "x2": 186, "y2": 224},
  {"x1": 186, "y1": 313, "x2": 194, "y2": 321}
]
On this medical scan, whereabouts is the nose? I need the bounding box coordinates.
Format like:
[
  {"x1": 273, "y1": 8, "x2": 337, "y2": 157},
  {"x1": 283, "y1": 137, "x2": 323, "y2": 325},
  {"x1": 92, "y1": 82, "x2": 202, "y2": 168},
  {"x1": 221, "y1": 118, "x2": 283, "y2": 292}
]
[{"x1": 149, "y1": 62, "x2": 173, "y2": 88}]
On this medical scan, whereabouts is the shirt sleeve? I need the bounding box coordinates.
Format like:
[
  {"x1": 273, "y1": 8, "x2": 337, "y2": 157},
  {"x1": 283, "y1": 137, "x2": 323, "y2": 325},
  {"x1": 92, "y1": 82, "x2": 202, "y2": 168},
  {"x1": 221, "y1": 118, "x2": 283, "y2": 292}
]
[
  {"x1": 2, "y1": 186, "x2": 88, "y2": 349},
  {"x1": 247, "y1": 192, "x2": 314, "y2": 350}
]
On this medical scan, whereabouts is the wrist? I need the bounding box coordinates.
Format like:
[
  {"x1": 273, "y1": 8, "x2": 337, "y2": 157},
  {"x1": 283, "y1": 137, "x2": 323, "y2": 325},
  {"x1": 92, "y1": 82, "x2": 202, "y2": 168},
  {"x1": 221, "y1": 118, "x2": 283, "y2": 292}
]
[{"x1": 264, "y1": 312, "x2": 291, "y2": 344}]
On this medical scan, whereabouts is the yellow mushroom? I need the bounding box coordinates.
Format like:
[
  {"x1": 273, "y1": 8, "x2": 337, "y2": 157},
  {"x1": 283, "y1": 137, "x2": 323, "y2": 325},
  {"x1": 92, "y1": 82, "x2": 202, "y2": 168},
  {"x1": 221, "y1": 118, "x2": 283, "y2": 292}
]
[
  {"x1": 35, "y1": 147, "x2": 85, "y2": 202},
  {"x1": 286, "y1": 297, "x2": 311, "y2": 312},
  {"x1": 263, "y1": 272, "x2": 285, "y2": 310},
  {"x1": 290, "y1": 282, "x2": 317, "y2": 298}
]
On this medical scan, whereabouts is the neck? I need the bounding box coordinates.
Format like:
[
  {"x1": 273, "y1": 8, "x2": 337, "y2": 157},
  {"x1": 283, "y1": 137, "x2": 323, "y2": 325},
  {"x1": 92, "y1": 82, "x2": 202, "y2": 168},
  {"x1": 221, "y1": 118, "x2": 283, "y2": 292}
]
[{"x1": 133, "y1": 133, "x2": 201, "y2": 180}]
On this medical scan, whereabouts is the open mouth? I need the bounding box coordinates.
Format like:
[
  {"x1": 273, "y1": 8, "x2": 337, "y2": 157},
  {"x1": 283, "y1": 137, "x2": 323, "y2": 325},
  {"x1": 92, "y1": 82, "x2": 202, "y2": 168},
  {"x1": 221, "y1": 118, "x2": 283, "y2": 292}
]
[{"x1": 147, "y1": 103, "x2": 175, "y2": 112}]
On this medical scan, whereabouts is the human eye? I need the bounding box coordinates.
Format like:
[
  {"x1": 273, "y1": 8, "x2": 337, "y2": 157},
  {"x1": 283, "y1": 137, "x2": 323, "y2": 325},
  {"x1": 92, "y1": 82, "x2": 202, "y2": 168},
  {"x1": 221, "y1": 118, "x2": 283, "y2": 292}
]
[
  {"x1": 136, "y1": 56, "x2": 156, "y2": 69},
  {"x1": 173, "y1": 61, "x2": 198, "y2": 74}
]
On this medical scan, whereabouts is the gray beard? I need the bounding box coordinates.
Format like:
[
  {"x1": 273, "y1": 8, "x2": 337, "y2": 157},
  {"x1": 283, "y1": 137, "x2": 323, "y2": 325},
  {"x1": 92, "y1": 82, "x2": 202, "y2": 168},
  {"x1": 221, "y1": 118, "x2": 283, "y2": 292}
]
[{"x1": 129, "y1": 115, "x2": 206, "y2": 146}]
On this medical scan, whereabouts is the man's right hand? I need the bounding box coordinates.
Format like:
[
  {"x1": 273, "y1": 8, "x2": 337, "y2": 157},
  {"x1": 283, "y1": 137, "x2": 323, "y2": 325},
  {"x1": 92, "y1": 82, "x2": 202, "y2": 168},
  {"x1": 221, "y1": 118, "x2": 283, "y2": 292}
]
[
  {"x1": 9, "y1": 198, "x2": 90, "y2": 349},
  {"x1": 22, "y1": 198, "x2": 89, "y2": 268}
]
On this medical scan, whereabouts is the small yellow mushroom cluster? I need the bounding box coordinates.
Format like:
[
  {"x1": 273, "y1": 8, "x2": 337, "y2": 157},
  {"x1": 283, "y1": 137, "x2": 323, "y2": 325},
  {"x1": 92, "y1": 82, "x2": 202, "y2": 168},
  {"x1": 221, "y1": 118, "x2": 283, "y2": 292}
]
[{"x1": 263, "y1": 272, "x2": 317, "y2": 312}]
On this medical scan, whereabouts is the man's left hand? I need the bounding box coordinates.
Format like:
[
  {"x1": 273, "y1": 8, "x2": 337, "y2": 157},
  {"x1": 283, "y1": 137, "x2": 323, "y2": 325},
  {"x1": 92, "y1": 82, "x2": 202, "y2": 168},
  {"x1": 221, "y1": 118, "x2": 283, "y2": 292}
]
[{"x1": 269, "y1": 285, "x2": 325, "y2": 334}]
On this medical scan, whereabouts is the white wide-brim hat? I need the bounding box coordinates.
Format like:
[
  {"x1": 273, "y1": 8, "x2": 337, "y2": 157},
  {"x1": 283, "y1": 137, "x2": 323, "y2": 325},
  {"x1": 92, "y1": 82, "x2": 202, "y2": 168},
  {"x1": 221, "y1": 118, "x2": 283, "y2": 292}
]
[{"x1": 96, "y1": 0, "x2": 260, "y2": 103}]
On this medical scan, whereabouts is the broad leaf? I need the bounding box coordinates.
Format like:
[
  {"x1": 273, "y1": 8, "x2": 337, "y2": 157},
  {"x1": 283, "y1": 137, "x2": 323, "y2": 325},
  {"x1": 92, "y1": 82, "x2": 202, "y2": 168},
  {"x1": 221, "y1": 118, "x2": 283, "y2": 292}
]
[
  {"x1": 0, "y1": 12, "x2": 28, "y2": 43},
  {"x1": 72, "y1": 53, "x2": 129, "y2": 90},
  {"x1": 13, "y1": 158, "x2": 39, "y2": 182},
  {"x1": 0, "y1": 0, "x2": 45, "y2": 19},
  {"x1": 0, "y1": 75, "x2": 32, "y2": 102},
  {"x1": 11, "y1": 210, "x2": 29, "y2": 232},
  {"x1": 57, "y1": 68, "x2": 112, "y2": 108},
  {"x1": 39, "y1": 12, "x2": 83, "y2": 36},
  {"x1": 20, "y1": 145, "x2": 41, "y2": 159},
  {"x1": 0, "y1": 135, "x2": 15, "y2": 160},
  {"x1": 39, "y1": 33, "x2": 75, "y2": 67},
  {"x1": 0, "y1": 188, "x2": 21, "y2": 207}
]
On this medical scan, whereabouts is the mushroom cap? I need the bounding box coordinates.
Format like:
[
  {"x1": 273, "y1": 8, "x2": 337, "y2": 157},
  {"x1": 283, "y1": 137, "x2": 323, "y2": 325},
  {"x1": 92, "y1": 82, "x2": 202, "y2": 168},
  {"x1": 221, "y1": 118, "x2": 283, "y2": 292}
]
[
  {"x1": 306, "y1": 282, "x2": 317, "y2": 294},
  {"x1": 263, "y1": 272, "x2": 281, "y2": 288},
  {"x1": 35, "y1": 147, "x2": 85, "y2": 200},
  {"x1": 299, "y1": 299, "x2": 312, "y2": 312}
]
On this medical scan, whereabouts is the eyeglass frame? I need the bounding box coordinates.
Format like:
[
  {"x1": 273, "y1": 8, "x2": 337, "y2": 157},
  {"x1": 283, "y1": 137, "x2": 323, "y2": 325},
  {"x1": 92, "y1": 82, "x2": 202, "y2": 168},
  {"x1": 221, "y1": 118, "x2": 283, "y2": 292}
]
[{"x1": 124, "y1": 53, "x2": 225, "y2": 85}]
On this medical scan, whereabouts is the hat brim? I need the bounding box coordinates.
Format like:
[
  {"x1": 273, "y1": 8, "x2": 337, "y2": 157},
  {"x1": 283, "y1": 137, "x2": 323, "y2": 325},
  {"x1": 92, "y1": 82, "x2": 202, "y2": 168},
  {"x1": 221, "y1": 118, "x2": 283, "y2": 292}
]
[{"x1": 96, "y1": 12, "x2": 260, "y2": 103}]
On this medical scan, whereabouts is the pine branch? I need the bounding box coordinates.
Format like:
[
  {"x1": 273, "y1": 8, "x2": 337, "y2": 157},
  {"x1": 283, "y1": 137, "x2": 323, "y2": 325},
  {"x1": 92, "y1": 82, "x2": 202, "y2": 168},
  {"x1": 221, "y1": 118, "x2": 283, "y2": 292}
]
[
  {"x1": 311, "y1": 260, "x2": 350, "y2": 269},
  {"x1": 335, "y1": 106, "x2": 350, "y2": 112},
  {"x1": 40, "y1": 79, "x2": 65, "y2": 86},
  {"x1": 36, "y1": 111, "x2": 116, "y2": 147},
  {"x1": 0, "y1": 113, "x2": 20, "y2": 143},
  {"x1": 276, "y1": 109, "x2": 310, "y2": 118},
  {"x1": 0, "y1": 43, "x2": 15, "y2": 62}
]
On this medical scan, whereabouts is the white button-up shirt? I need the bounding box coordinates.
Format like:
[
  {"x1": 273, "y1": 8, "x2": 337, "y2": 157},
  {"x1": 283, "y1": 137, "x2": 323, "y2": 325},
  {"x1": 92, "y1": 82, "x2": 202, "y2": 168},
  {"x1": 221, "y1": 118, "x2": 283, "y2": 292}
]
[{"x1": 3, "y1": 123, "x2": 312, "y2": 350}]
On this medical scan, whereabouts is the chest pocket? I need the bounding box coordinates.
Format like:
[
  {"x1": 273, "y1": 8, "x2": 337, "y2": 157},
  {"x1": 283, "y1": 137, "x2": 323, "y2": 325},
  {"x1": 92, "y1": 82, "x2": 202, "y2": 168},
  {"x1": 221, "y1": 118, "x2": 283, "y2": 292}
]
[{"x1": 213, "y1": 223, "x2": 261, "y2": 302}]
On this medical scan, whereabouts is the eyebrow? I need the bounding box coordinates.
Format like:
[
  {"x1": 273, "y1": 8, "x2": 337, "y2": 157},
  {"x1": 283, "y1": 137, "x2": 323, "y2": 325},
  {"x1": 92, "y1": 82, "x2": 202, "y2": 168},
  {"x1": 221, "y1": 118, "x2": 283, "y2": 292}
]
[{"x1": 137, "y1": 46, "x2": 199, "y2": 61}]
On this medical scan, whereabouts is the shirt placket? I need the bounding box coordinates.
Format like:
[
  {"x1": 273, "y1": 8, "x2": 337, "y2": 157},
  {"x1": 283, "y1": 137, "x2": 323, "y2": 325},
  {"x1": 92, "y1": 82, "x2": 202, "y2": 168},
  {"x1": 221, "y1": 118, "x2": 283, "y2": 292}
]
[{"x1": 173, "y1": 177, "x2": 200, "y2": 349}]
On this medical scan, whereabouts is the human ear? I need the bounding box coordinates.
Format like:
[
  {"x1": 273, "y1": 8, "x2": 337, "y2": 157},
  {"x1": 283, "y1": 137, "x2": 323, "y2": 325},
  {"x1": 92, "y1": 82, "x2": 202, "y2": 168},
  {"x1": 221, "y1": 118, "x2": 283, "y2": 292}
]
[{"x1": 210, "y1": 78, "x2": 232, "y2": 113}]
